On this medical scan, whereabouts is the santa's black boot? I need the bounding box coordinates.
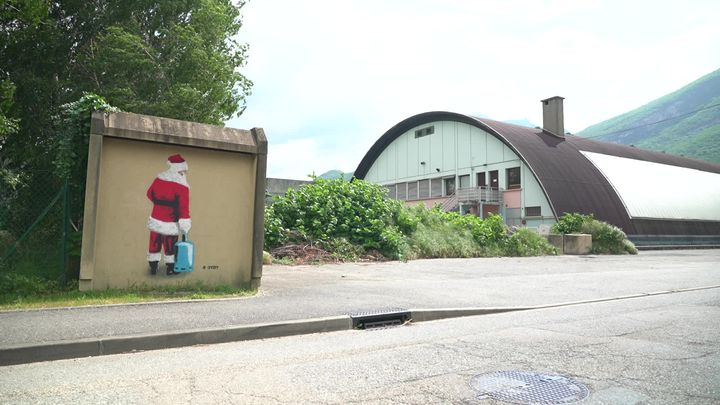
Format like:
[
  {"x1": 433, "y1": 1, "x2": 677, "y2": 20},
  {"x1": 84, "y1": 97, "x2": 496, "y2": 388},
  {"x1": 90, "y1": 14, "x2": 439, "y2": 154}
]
[
  {"x1": 149, "y1": 261, "x2": 158, "y2": 276},
  {"x1": 166, "y1": 263, "x2": 177, "y2": 276}
]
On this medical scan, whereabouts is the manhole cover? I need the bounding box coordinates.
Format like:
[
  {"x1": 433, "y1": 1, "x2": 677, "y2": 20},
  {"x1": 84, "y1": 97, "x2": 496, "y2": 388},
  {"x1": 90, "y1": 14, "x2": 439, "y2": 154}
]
[{"x1": 469, "y1": 370, "x2": 590, "y2": 404}]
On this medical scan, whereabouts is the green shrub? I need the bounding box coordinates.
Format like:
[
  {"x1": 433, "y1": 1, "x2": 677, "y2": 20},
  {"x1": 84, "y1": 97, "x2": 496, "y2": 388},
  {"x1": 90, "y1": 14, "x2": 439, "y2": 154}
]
[
  {"x1": 264, "y1": 178, "x2": 407, "y2": 259},
  {"x1": 320, "y1": 237, "x2": 366, "y2": 262},
  {"x1": 262, "y1": 251, "x2": 273, "y2": 265},
  {"x1": 622, "y1": 239, "x2": 639, "y2": 255},
  {"x1": 445, "y1": 212, "x2": 507, "y2": 245},
  {"x1": 0, "y1": 272, "x2": 65, "y2": 296},
  {"x1": 580, "y1": 220, "x2": 637, "y2": 254},
  {"x1": 264, "y1": 205, "x2": 287, "y2": 248},
  {"x1": 266, "y1": 180, "x2": 565, "y2": 261},
  {"x1": 551, "y1": 212, "x2": 591, "y2": 234},
  {"x1": 503, "y1": 228, "x2": 557, "y2": 256},
  {"x1": 399, "y1": 205, "x2": 511, "y2": 259},
  {"x1": 405, "y1": 221, "x2": 483, "y2": 259},
  {"x1": 553, "y1": 212, "x2": 637, "y2": 255}
]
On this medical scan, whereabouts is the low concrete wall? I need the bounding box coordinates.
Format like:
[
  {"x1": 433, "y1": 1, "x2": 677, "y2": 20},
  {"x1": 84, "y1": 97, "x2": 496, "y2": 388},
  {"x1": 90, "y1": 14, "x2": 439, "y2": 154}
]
[
  {"x1": 266, "y1": 178, "x2": 311, "y2": 204},
  {"x1": 563, "y1": 234, "x2": 592, "y2": 255},
  {"x1": 546, "y1": 234, "x2": 564, "y2": 254}
]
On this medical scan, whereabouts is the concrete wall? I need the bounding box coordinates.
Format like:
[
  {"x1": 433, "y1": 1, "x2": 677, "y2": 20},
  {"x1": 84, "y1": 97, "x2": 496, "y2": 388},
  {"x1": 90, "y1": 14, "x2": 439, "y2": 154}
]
[
  {"x1": 266, "y1": 178, "x2": 311, "y2": 200},
  {"x1": 80, "y1": 112, "x2": 267, "y2": 290}
]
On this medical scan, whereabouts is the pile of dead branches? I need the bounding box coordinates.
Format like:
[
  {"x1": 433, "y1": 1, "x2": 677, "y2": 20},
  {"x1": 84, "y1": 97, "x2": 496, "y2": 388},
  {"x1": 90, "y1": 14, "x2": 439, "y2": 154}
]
[
  {"x1": 269, "y1": 244, "x2": 390, "y2": 265},
  {"x1": 270, "y1": 243, "x2": 336, "y2": 265}
]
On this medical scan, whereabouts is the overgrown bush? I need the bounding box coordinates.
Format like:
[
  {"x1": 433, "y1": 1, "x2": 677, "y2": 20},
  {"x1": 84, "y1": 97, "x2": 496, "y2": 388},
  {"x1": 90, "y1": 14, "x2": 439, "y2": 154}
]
[
  {"x1": 446, "y1": 212, "x2": 507, "y2": 245},
  {"x1": 551, "y1": 212, "x2": 588, "y2": 234},
  {"x1": 399, "y1": 205, "x2": 509, "y2": 259},
  {"x1": 403, "y1": 206, "x2": 483, "y2": 259},
  {"x1": 580, "y1": 219, "x2": 637, "y2": 254},
  {"x1": 264, "y1": 178, "x2": 407, "y2": 259},
  {"x1": 503, "y1": 228, "x2": 557, "y2": 256},
  {"x1": 552, "y1": 213, "x2": 637, "y2": 254},
  {"x1": 0, "y1": 272, "x2": 67, "y2": 296},
  {"x1": 266, "y1": 179, "x2": 564, "y2": 262}
]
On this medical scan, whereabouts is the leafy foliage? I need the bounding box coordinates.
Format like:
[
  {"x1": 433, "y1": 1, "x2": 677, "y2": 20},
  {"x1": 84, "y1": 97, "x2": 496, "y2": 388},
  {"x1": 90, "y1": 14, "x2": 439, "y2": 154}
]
[
  {"x1": 552, "y1": 213, "x2": 637, "y2": 255},
  {"x1": 504, "y1": 228, "x2": 557, "y2": 256},
  {"x1": 265, "y1": 177, "x2": 407, "y2": 259},
  {"x1": 0, "y1": 1, "x2": 253, "y2": 234},
  {"x1": 580, "y1": 219, "x2": 637, "y2": 255},
  {"x1": 0, "y1": 79, "x2": 19, "y2": 139},
  {"x1": 445, "y1": 211, "x2": 507, "y2": 245},
  {"x1": 551, "y1": 212, "x2": 589, "y2": 234},
  {"x1": 53, "y1": 94, "x2": 119, "y2": 181},
  {"x1": 401, "y1": 206, "x2": 487, "y2": 259},
  {"x1": 266, "y1": 180, "x2": 557, "y2": 262}
]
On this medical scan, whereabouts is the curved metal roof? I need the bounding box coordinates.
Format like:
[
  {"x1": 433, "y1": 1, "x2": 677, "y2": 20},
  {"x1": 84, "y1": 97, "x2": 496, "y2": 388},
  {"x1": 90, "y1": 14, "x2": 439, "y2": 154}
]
[{"x1": 355, "y1": 111, "x2": 720, "y2": 235}]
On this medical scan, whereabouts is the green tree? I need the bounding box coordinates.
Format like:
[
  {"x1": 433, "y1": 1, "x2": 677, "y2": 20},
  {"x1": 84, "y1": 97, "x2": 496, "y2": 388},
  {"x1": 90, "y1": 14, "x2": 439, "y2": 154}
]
[
  {"x1": 0, "y1": 0, "x2": 252, "y2": 220},
  {"x1": 0, "y1": 0, "x2": 252, "y2": 180}
]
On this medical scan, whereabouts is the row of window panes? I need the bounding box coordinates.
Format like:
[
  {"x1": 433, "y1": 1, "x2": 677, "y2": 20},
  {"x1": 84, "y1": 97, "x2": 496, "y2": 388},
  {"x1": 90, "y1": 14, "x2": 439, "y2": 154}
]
[
  {"x1": 385, "y1": 177, "x2": 449, "y2": 200},
  {"x1": 474, "y1": 168, "x2": 521, "y2": 190},
  {"x1": 384, "y1": 166, "x2": 522, "y2": 200},
  {"x1": 414, "y1": 126, "x2": 434, "y2": 138}
]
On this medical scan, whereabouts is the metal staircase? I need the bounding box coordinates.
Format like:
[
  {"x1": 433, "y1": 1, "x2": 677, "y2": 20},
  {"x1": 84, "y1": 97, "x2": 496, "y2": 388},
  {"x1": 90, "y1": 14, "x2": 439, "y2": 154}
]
[{"x1": 441, "y1": 193, "x2": 458, "y2": 212}]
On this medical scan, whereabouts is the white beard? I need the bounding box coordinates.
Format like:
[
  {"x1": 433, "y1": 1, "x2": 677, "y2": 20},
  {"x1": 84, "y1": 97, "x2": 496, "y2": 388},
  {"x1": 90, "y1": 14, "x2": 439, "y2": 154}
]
[{"x1": 157, "y1": 169, "x2": 189, "y2": 188}]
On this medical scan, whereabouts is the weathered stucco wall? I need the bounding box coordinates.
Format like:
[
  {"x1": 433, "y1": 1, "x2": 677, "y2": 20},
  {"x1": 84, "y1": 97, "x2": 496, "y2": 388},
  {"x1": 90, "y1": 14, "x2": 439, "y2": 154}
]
[{"x1": 80, "y1": 112, "x2": 267, "y2": 291}]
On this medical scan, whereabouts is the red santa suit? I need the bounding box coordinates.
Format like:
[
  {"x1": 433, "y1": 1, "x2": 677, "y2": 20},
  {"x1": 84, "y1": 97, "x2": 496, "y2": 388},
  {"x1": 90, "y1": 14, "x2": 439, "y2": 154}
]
[{"x1": 147, "y1": 154, "x2": 191, "y2": 264}]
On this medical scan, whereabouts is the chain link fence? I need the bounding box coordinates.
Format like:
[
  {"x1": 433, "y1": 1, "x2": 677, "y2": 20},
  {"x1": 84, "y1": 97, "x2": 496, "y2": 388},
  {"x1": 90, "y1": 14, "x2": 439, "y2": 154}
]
[{"x1": 1, "y1": 174, "x2": 76, "y2": 293}]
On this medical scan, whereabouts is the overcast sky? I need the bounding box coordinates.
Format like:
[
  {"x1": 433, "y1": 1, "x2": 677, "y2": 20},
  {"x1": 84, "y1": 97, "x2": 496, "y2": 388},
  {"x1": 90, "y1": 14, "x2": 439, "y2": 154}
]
[{"x1": 225, "y1": 0, "x2": 720, "y2": 180}]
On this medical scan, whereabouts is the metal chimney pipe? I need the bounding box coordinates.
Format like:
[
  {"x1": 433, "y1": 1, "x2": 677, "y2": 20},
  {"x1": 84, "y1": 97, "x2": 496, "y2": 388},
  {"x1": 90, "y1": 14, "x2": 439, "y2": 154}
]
[{"x1": 541, "y1": 96, "x2": 565, "y2": 138}]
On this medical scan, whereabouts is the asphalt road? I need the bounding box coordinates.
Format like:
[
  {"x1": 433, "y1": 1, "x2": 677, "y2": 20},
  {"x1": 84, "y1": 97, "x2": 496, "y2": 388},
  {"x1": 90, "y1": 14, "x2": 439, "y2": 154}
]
[
  {"x1": 1, "y1": 250, "x2": 718, "y2": 348},
  {"x1": 1, "y1": 286, "x2": 718, "y2": 404}
]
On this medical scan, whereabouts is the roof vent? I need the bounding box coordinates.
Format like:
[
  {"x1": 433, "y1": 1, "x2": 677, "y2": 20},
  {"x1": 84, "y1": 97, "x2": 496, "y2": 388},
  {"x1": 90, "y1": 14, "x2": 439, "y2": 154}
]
[{"x1": 541, "y1": 96, "x2": 565, "y2": 138}]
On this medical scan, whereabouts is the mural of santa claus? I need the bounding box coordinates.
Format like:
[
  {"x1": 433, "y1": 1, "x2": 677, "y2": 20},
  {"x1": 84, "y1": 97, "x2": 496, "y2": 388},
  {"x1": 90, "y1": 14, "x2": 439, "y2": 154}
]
[{"x1": 146, "y1": 154, "x2": 191, "y2": 276}]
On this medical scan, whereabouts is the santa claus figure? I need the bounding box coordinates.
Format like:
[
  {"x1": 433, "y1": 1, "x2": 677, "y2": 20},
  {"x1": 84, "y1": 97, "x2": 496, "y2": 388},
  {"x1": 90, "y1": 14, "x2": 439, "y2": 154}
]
[{"x1": 146, "y1": 154, "x2": 191, "y2": 276}]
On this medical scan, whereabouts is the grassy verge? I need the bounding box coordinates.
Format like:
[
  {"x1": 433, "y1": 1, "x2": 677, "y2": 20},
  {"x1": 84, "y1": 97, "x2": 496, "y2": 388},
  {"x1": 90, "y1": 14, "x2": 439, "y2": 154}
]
[{"x1": 0, "y1": 277, "x2": 255, "y2": 311}]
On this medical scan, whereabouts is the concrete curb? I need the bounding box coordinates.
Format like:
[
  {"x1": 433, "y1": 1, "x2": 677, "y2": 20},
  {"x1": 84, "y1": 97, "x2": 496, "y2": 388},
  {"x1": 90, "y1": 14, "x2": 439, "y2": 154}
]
[
  {"x1": 0, "y1": 315, "x2": 351, "y2": 367},
  {"x1": 410, "y1": 307, "x2": 531, "y2": 322},
  {"x1": 2, "y1": 285, "x2": 718, "y2": 367}
]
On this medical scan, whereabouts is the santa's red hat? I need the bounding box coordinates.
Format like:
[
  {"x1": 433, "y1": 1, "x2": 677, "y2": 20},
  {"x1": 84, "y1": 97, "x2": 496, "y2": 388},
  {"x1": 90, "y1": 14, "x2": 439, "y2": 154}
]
[{"x1": 167, "y1": 154, "x2": 188, "y2": 172}]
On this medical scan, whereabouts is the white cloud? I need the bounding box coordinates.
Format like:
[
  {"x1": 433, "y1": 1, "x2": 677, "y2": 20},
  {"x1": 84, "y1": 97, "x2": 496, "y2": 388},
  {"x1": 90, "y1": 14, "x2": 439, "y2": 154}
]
[
  {"x1": 266, "y1": 137, "x2": 372, "y2": 180},
  {"x1": 228, "y1": 0, "x2": 720, "y2": 176}
]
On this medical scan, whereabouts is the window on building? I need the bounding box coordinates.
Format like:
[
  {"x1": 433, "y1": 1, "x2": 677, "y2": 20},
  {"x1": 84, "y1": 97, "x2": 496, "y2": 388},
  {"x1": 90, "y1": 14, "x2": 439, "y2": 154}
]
[
  {"x1": 418, "y1": 179, "x2": 430, "y2": 199},
  {"x1": 477, "y1": 172, "x2": 486, "y2": 187},
  {"x1": 507, "y1": 167, "x2": 521, "y2": 189},
  {"x1": 459, "y1": 175, "x2": 470, "y2": 189},
  {"x1": 489, "y1": 170, "x2": 499, "y2": 190},
  {"x1": 407, "y1": 181, "x2": 418, "y2": 200},
  {"x1": 397, "y1": 182, "x2": 407, "y2": 200},
  {"x1": 525, "y1": 206, "x2": 541, "y2": 217},
  {"x1": 414, "y1": 126, "x2": 435, "y2": 138},
  {"x1": 385, "y1": 184, "x2": 396, "y2": 199},
  {"x1": 431, "y1": 178, "x2": 443, "y2": 197},
  {"x1": 444, "y1": 177, "x2": 455, "y2": 196}
]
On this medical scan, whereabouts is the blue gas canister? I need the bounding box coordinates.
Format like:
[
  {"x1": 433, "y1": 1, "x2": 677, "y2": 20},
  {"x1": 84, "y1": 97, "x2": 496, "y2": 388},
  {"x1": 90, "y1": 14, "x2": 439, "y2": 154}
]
[{"x1": 174, "y1": 233, "x2": 194, "y2": 272}]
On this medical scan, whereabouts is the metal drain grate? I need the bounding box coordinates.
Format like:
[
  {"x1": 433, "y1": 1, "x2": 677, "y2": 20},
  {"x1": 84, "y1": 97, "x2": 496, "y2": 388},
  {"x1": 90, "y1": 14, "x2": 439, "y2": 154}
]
[
  {"x1": 349, "y1": 308, "x2": 410, "y2": 330},
  {"x1": 469, "y1": 370, "x2": 590, "y2": 404}
]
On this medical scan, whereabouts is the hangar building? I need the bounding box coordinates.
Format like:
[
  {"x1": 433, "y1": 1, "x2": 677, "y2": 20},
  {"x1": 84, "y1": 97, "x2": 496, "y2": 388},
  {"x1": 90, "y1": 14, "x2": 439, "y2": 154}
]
[{"x1": 354, "y1": 97, "x2": 720, "y2": 247}]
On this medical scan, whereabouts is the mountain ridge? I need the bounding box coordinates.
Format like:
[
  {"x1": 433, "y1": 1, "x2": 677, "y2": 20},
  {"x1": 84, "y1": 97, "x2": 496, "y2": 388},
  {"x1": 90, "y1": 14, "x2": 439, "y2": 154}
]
[{"x1": 578, "y1": 68, "x2": 720, "y2": 164}]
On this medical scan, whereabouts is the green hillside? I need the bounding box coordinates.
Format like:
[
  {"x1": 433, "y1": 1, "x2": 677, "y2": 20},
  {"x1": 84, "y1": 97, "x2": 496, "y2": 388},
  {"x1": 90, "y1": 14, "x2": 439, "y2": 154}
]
[
  {"x1": 578, "y1": 69, "x2": 720, "y2": 164},
  {"x1": 318, "y1": 170, "x2": 354, "y2": 181}
]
